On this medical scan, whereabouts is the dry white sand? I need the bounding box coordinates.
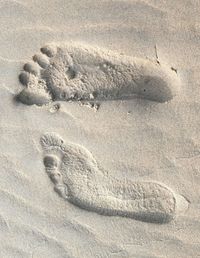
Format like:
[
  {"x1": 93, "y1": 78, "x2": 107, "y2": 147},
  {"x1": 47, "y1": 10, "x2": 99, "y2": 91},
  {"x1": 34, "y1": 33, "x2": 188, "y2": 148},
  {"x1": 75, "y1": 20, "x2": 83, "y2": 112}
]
[{"x1": 1, "y1": 0, "x2": 200, "y2": 257}]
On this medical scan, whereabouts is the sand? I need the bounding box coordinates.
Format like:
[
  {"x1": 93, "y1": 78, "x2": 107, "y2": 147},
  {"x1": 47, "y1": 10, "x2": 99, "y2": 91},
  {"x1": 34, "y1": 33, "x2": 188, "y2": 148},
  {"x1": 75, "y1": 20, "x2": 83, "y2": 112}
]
[{"x1": 1, "y1": 0, "x2": 200, "y2": 257}]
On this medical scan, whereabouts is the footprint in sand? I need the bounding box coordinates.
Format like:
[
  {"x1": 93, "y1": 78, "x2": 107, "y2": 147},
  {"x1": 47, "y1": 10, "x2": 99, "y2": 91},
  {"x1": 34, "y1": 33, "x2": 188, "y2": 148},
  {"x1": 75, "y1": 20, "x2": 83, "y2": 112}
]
[
  {"x1": 17, "y1": 42, "x2": 181, "y2": 106},
  {"x1": 40, "y1": 133, "x2": 188, "y2": 224}
]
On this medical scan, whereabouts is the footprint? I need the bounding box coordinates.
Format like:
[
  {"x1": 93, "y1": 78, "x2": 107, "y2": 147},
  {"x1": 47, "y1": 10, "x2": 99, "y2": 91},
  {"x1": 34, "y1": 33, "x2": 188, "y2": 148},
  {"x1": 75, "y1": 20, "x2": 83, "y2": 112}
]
[
  {"x1": 40, "y1": 133, "x2": 188, "y2": 224},
  {"x1": 17, "y1": 42, "x2": 181, "y2": 106}
]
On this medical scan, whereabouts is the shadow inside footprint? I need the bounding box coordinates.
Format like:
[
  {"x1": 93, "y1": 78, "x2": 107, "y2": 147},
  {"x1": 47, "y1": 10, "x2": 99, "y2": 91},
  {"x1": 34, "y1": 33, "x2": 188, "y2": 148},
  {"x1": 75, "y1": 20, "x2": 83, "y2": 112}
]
[{"x1": 135, "y1": 75, "x2": 173, "y2": 102}]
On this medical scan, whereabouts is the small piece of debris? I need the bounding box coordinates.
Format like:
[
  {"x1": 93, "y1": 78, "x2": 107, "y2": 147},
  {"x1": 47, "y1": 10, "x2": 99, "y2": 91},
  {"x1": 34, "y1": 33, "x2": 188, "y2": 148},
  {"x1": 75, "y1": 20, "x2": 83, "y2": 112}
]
[
  {"x1": 49, "y1": 103, "x2": 60, "y2": 113},
  {"x1": 171, "y1": 67, "x2": 177, "y2": 73},
  {"x1": 80, "y1": 101, "x2": 100, "y2": 112},
  {"x1": 89, "y1": 93, "x2": 94, "y2": 100}
]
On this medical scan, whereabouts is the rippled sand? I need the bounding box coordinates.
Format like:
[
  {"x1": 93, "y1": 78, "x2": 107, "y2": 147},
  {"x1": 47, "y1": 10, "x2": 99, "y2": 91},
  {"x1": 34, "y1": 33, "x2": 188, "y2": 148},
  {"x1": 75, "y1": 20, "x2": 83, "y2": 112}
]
[{"x1": 1, "y1": 1, "x2": 200, "y2": 257}]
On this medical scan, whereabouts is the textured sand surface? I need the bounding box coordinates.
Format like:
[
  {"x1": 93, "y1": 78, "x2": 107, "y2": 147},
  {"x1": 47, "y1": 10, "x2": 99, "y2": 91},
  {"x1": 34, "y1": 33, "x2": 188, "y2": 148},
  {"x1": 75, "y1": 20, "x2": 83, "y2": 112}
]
[{"x1": 1, "y1": 0, "x2": 200, "y2": 257}]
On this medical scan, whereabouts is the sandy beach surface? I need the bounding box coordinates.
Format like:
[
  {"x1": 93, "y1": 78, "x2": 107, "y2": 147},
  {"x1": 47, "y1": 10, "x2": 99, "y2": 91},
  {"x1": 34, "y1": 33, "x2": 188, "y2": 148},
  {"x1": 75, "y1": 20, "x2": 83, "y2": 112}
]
[{"x1": 1, "y1": 0, "x2": 200, "y2": 257}]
